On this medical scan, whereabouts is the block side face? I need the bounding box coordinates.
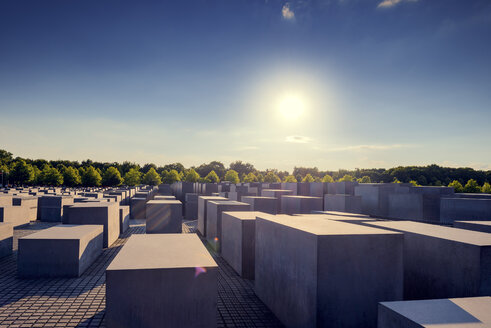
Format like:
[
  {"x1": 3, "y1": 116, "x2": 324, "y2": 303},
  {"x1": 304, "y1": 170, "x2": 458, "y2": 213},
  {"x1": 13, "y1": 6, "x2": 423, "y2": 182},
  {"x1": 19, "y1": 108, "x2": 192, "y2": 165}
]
[
  {"x1": 255, "y1": 218, "x2": 318, "y2": 327},
  {"x1": 106, "y1": 267, "x2": 217, "y2": 328},
  {"x1": 145, "y1": 202, "x2": 182, "y2": 234},
  {"x1": 0, "y1": 223, "x2": 13, "y2": 258},
  {"x1": 480, "y1": 246, "x2": 491, "y2": 296},
  {"x1": 317, "y1": 234, "x2": 404, "y2": 328},
  {"x1": 78, "y1": 232, "x2": 103, "y2": 276},
  {"x1": 221, "y1": 213, "x2": 244, "y2": 277},
  {"x1": 377, "y1": 303, "x2": 422, "y2": 328},
  {"x1": 241, "y1": 219, "x2": 256, "y2": 279}
]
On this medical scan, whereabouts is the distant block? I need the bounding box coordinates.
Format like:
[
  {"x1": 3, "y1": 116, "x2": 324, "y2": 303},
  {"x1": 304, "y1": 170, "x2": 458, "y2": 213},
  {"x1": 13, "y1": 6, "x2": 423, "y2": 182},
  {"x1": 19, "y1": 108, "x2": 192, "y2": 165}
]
[
  {"x1": 154, "y1": 195, "x2": 176, "y2": 200},
  {"x1": 64, "y1": 203, "x2": 120, "y2": 248},
  {"x1": 206, "y1": 201, "x2": 251, "y2": 252},
  {"x1": 38, "y1": 195, "x2": 74, "y2": 222},
  {"x1": 366, "y1": 221, "x2": 491, "y2": 299},
  {"x1": 184, "y1": 193, "x2": 198, "y2": 220},
  {"x1": 324, "y1": 194, "x2": 362, "y2": 213},
  {"x1": 280, "y1": 195, "x2": 323, "y2": 214},
  {"x1": 130, "y1": 197, "x2": 146, "y2": 220},
  {"x1": 241, "y1": 196, "x2": 278, "y2": 214},
  {"x1": 378, "y1": 297, "x2": 491, "y2": 328},
  {"x1": 255, "y1": 215, "x2": 403, "y2": 327},
  {"x1": 197, "y1": 196, "x2": 227, "y2": 237},
  {"x1": 440, "y1": 198, "x2": 491, "y2": 224},
  {"x1": 145, "y1": 200, "x2": 182, "y2": 234},
  {"x1": 261, "y1": 189, "x2": 293, "y2": 211},
  {"x1": 119, "y1": 206, "x2": 130, "y2": 234},
  {"x1": 106, "y1": 234, "x2": 217, "y2": 328},
  {"x1": 0, "y1": 223, "x2": 13, "y2": 258},
  {"x1": 309, "y1": 182, "x2": 328, "y2": 197},
  {"x1": 454, "y1": 221, "x2": 491, "y2": 233},
  {"x1": 18, "y1": 225, "x2": 103, "y2": 278}
]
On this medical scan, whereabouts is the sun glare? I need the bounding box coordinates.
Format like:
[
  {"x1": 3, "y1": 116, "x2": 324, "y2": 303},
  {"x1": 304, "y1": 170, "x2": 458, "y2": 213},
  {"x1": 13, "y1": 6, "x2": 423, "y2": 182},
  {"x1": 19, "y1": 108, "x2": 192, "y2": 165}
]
[{"x1": 278, "y1": 95, "x2": 305, "y2": 120}]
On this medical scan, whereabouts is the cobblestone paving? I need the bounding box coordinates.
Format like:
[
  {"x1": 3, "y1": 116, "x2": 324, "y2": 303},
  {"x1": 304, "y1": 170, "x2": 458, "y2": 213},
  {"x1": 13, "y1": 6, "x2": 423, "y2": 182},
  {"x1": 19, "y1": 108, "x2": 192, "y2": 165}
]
[{"x1": 0, "y1": 220, "x2": 283, "y2": 327}]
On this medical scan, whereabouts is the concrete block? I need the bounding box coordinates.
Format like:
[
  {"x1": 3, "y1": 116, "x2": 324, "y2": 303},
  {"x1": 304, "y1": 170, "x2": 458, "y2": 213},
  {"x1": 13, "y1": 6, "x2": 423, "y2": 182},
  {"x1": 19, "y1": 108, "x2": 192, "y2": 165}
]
[
  {"x1": 197, "y1": 196, "x2": 227, "y2": 237},
  {"x1": 145, "y1": 200, "x2": 182, "y2": 234},
  {"x1": 38, "y1": 195, "x2": 74, "y2": 222},
  {"x1": 355, "y1": 183, "x2": 409, "y2": 217},
  {"x1": 12, "y1": 196, "x2": 38, "y2": 221},
  {"x1": 366, "y1": 221, "x2": 491, "y2": 299},
  {"x1": 18, "y1": 225, "x2": 103, "y2": 278},
  {"x1": 280, "y1": 182, "x2": 298, "y2": 195},
  {"x1": 255, "y1": 214, "x2": 403, "y2": 327},
  {"x1": 454, "y1": 221, "x2": 491, "y2": 233},
  {"x1": 0, "y1": 223, "x2": 13, "y2": 258},
  {"x1": 130, "y1": 197, "x2": 147, "y2": 220},
  {"x1": 324, "y1": 194, "x2": 362, "y2": 213},
  {"x1": 241, "y1": 196, "x2": 278, "y2": 214},
  {"x1": 280, "y1": 195, "x2": 323, "y2": 214},
  {"x1": 440, "y1": 198, "x2": 491, "y2": 224},
  {"x1": 206, "y1": 201, "x2": 251, "y2": 252},
  {"x1": 106, "y1": 234, "x2": 217, "y2": 328},
  {"x1": 64, "y1": 203, "x2": 120, "y2": 248},
  {"x1": 378, "y1": 297, "x2": 491, "y2": 328},
  {"x1": 185, "y1": 193, "x2": 198, "y2": 220},
  {"x1": 119, "y1": 206, "x2": 130, "y2": 234},
  {"x1": 154, "y1": 195, "x2": 176, "y2": 200},
  {"x1": 309, "y1": 182, "x2": 328, "y2": 197}
]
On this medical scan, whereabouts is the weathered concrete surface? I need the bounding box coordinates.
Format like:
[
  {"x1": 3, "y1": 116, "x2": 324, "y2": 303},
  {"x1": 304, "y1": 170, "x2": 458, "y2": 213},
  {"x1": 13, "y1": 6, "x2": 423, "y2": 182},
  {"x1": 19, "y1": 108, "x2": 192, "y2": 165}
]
[
  {"x1": 18, "y1": 225, "x2": 103, "y2": 278},
  {"x1": 197, "y1": 196, "x2": 227, "y2": 237},
  {"x1": 324, "y1": 194, "x2": 362, "y2": 213},
  {"x1": 454, "y1": 220, "x2": 491, "y2": 233},
  {"x1": 12, "y1": 196, "x2": 38, "y2": 221},
  {"x1": 241, "y1": 196, "x2": 278, "y2": 215},
  {"x1": 255, "y1": 214, "x2": 403, "y2": 328},
  {"x1": 145, "y1": 200, "x2": 182, "y2": 234},
  {"x1": 119, "y1": 206, "x2": 130, "y2": 234},
  {"x1": 366, "y1": 221, "x2": 491, "y2": 299},
  {"x1": 38, "y1": 195, "x2": 74, "y2": 222},
  {"x1": 0, "y1": 222, "x2": 13, "y2": 258},
  {"x1": 440, "y1": 198, "x2": 491, "y2": 224},
  {"x1": 106, "y1": 234, "x2": 217, "y2": 328},
  {"x1": 280, "y1": 195, "x2": 323, "y2": 215},
  {"x1": 130, "y1": 197, "x2": 146, "y2": 220},
  {"x1": 355, "y1": 183, "x2": 409, "y2": 217},
  {"x1": 378, "y1": 296, "x2": 491, "y2": 328},
  {"x1": 184, "y1": 193, "x2": 198, "y2": 220}
]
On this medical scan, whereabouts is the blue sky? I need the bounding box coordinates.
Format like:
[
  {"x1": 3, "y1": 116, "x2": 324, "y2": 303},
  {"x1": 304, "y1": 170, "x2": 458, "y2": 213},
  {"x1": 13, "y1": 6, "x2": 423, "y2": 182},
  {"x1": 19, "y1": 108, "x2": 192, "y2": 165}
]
[{"x1": 0, "y1": 0, "x2": 490, "y2": 171}]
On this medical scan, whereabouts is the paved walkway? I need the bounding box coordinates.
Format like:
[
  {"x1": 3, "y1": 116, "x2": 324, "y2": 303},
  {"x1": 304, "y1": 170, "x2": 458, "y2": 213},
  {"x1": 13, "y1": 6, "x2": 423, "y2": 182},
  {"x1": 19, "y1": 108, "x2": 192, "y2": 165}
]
[{"x1": 0, "y1": 220, "x2": 282, "y2": 327}]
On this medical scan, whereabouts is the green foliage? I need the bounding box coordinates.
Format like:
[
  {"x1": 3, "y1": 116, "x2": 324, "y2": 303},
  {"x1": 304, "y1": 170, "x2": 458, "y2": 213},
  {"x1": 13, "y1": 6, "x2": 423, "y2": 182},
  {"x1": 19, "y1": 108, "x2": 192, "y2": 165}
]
[
  {"x1": 322, "y1": 174, "x2": 334, "y2": 183},
  {"x1": 482, "y1": 182, "x2": 491, "y2": 194},
  {"x1": 392, "y1": 178, "x2": 402, "y2": 184},
  {"x1": 464, "y1": 179, "x2": 481, "y2": 193},
  {"x1": 102, "y1": 167, "x2": 123, "y2": 186},
  {"x1": 448, "y1": 180, "x2": 464, "y2": 193},
  {"x1": 357, "y1": 176, "x2": 371, "y2": 183},
  {"x1": 40, "y1": 165, "x2": 63, "y2": 186},
  {"x1": 141, "y1": 163, "x2": 157, "y2": 174},
  {"x1": 63, "y1": 166, "x2": 81, "y2": 186},
  {"x1": 256, "y1": 172, "x2": 264, "y2": 183},
  {"x1": 162, "y1": 169, "x2": 181, "y2": 184},
  {"x1": 10, "y1": 159, "x2": 34, "y2": 185},
  {"x1": 243, "y1": 172, "x2": 258, "y2": 183},
  {"x1": 263, "y1": 171, "x2": 281, "y2": 183},
  {"x1": 302, "y1": 174, "x2": 315, "y2": 183},
  {"x1": 184, "y1": 169, "x2": 200, "y2": 183},
  {"x1": 124, "y1": 168, "x2": 141, "y2": 186},
  {"x1": 283, "y1": 175, "x2": 297, "y2": 182},
  {"x1": 32, "y1": 166, "x2": 41, "y2": 185},
  {"x1": 204, "y1": 170, "x2": 220, "y2": 183},
  {"x1": 224, "y1": 170, "x2": 240, "y2": 184},
  {"x1": 229, "y1": 161, "x2": 256, "y2": 178},
  {"x1": 82, "y1": 166, "x2": 102, "y2": 187},
  {"x1": 339, "y1": 174, "x2": 354, "y2": 182},
  {"x1": 409, "y1": 180, "x2": 419, "y2": 186},
  {"x1": 162, "y1": 163, "x2": 185, "y2": 173},
  {"x1": 142, "y1": 167, "x2": 162, "y2": 186},
  {"x1": 196, "y1": 161, "x2": 226, "y2": 180}
]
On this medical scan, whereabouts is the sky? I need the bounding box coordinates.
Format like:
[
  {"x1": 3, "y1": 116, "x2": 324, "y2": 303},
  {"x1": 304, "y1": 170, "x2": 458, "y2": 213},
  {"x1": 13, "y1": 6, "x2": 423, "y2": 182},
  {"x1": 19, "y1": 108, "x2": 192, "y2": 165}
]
[{"x1": 0, "y1": 0, "x2": 490, "y2": 171}]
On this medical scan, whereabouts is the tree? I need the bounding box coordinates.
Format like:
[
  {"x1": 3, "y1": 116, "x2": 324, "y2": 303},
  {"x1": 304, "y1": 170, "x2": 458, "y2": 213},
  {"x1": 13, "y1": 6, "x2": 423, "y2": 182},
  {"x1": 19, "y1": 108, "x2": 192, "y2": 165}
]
[
  {"x1": 184, "y1": 169, "x2": 200, "y2": 183},
  {"x1": 409, "y1": 180, "x2": 419, "y2": 186},
  {"x1": 302, "y1": 174, "x2": 315, "y2": 183},
  {"x1": 339, "y1": 174, "x2": 354, "y2": 182},
  {"x1": 448, "y1": 180, "x2": 464, "y2": 193},
  {"x1": 162, "y1": 163, "x2": 185, "y2": 173},
  {"x1": 224, "y1": 170, "x2": 240, "y2": 184},
  {"x1": 322, "y1": 174, "x2": 334, "y2": 183},
  {"x1": 482, "y1": 182, "x2": 491, "y2": 194},
  {"x1": 204, "y1": 170, "x2": 220, "y2": 183},
  {"x1": 40, "y1": 166, "x2": 63, "y2": 186},
  {"x1": 229, "y1": 161, "x2": 255, "y2": 178},
  {"x1": 162, "y1": 169, "x2": 181, "y2": 184},
  {"x1": 63, "y1": 166, "x2": 81, "y2": 187},
  {"x1": 102, "y1": 167, "x2": 123, "y2": 186},
  {"x1": 142, "y1": 167, "x2": 162, "y2": 186},
  {"x1": 196, "y1": 161, "x2": 226, "y2": 180},
  {"x1": 243, "y1": 172, "x2": 258, "y2": 183},
  {"x1": 283, "y1": 175, "x2": 297, "y2": 182},
  {"x1": 141, "y1": 163, "x2": 157, "y2": 174},
  {"x1": 257, "y1": 172, "x2": 264, "y2": 183},
  {"x1": 392, "y1": 178, "x2": 402, "y2": 184},
  {"x1": 10, "y1": 159, "x2": 34, "y2": 185},
  {"x1": 124, "y1": 168, "x2": 141, "y2": 186},
  {"x1": 358, "y1": 176, "x2": 371, "y2": 183},
  {"x1": 464, "y1": 179, "x2": 481, "y2": 193},
  {"x1": 264, "y1": 171, "x2": 281, "y2": 183},
  {"x1": 82, "y1": 166, "x2": 102, "y2": 187}
]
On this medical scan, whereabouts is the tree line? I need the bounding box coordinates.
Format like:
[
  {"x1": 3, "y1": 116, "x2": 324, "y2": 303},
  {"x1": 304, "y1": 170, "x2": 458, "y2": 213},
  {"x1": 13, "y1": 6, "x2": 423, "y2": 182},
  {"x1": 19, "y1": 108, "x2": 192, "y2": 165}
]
[{"x1": 0, "y1": 149, "x2": 490, "y2": 193}]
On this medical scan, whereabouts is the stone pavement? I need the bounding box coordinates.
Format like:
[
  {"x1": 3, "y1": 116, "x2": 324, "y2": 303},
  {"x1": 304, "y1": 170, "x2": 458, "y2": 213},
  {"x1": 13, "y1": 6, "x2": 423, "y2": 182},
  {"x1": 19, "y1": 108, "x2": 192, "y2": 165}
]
[{"x1": 0, "y1": 220, "x2": 283, "y2": 327}]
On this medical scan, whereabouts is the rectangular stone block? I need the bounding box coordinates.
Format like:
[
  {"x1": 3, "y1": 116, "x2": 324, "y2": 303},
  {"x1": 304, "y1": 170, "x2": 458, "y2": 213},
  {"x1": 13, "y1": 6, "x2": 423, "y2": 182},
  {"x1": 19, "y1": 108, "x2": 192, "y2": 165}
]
[
  {"x1": 119, "y1": 206, "x2": 130, "y2": 234},
  {"x1": 0, "y1": 203, "x2": 30, "y2": 227},
  {"x1": 154, "y1": 195, "x2": 176, "y2": 200},
  {"x1": 145, "y1": 200, "x2": 182, "y2": 234},
  {"x1": 280, "y1": 182, "x2": 298, "y2": 195},
  {"x1": 197, "y1": 196, "x2": 227, "y2": 237},
  {"x1": 64, "y1": 203, "x2": 120, "y2": 248},
  {"x1": 366, "y1": 221, "x2": 491, "y2": 299},
  {"x1": 378, "y1": 297, "x2": 491, "y2": 328},
  {"x1": 454, "y1": 220, "x2": 491, "y2": 233},
  {"x1": 355, "y1": 183, "x2": 409, "y2": 217},
  {"x1": 324, "y1": 194, "x2": 362, "y2": 213},
  {"x1": 38, "y1": 195, "x2": 74, "y2": 222},
  {"x1": 130, "y1": 197, "x2": 147, "y2": 220},
  {"x1": 0, "y1": 223, "x2": 13, "y2": 258},
  {"x1": 18, "y1": 224, "x2": 103, "y2": 278},
  {"x1": 206, "y1": 201, "x2": 251, "y2": 252},
  {"x1": 280, "y1": 195, "x2": 323, "y2": 214},
  {"x1": 241, "y1": 196, "x2": 278, "y2": 214},
  {"x1": 309, "y1": 182, "x2": 328, "y2": 197},
  {"x1": 185, "y1": 193, "x2": 198, "y2": 220},
  {"x1": 106, "y1": 234, "x2": 217, "y2": 328},
  {"x1": 12, "y1": 196, "x2": 38, "y2": 221},
  {"x1": 440, "y1": 198, "x2": 491, "y2": 224},
  {"x1": 255, "y1": 214, "x2": 403, "y2": 328}
]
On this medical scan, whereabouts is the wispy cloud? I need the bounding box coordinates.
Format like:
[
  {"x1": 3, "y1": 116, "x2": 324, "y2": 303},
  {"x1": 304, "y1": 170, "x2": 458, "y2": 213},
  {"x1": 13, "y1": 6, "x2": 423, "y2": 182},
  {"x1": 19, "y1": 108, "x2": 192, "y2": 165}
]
[
  {"x1": 377, "y1": 0, "x2": 418, "y2": 9},
  {"x1": 282, "y1": 3, "x2": 295, "y2": 20},
  {"x1": 285, "y1": 135, "x2": 311, "y2": 143},
  {"x1": 323, "y1": 144, "x2": 416, "y2": 152}
]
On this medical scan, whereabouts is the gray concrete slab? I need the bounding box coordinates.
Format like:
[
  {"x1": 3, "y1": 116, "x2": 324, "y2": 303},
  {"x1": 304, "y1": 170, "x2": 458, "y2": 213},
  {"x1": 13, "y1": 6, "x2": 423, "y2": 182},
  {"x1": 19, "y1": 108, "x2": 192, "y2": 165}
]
[
  {"x1": 145, "y1": 200, "x2": 182, "y2": 234},
  {"x1": 197, "y1": 196, "x2": 227, "y2": 237},
  {"x1": 280, "y1": 195, "x2": 323, "y2": 214},
  {"x1": 0, "y1": 223, "x2": 13, "y2": 258},
  {"x1": 130, "y1": 197, "x2": 146, "y2": 220},
  {"x1": 241, "y1": 196, "x2": 278, "y2": 214},
  {"x1": 454, "y1": 221, "x2": 491, "y2": 233},
  {"x1": 119, "y1": 206, "x2": 130, "y2": 234}
]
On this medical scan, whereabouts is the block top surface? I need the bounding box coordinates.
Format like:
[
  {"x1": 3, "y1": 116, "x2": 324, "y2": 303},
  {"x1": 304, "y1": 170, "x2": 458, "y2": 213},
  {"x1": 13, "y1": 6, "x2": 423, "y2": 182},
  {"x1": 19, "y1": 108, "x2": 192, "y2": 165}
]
[
  {"x1": 311, "y1": 211, "x2": 371, "y2": 218},
  {"x1": 20, "y1": 224, "x2": 103, "y2": 240},
  {"x1": 261, "y1": 189, "x2": 292, "y2": 192},
  {"x1": 294, "y1": 213, "x2": 377, "y2": 222},
  {"x1": 199, "y1": 196, "x2": 228, "y2": 201},
  {"x1": 209, "y1": 200, "x2": 249, "y2": 206},
  {"x1": 107, "y1": 234, "x2": 217, "y2": 271},
  {"x1": 146, "y1": 200, "x2": 182, "y2": 205},
  {"x1": 455, "y1": 221, "x2": 491, "y2": 227},
  {"x1": 69, "y1": 202, "x2": 116, "y2": 208},
  {"x1": 257, "y1": 214, "x2": 401, "y2": 236},
  {"x1": 242, "y1": 196, "x2": 277, "y2": 200},
  {"x1": 281, "y1": 195, "x2": 322, "y2": 200},
  {"x1": 222, "y1": 211, "x2": 271, "y2": 221},
  {"x1": 368, "y1": 221, "x2": 491, "y2": 246},
  {"x1": 380, "y1": 297, "x2": 491, "y2": 327}
]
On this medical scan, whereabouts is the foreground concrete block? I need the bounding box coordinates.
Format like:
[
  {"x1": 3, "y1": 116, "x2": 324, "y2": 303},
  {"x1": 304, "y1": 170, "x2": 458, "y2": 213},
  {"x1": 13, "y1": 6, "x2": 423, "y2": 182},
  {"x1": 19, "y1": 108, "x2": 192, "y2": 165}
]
[
  {"x1": 106, "y1": 234, "x2": 217, "y2": 328},
  {"x1": 130, "y1": 197, "x2": 146, "y2": 220},
  {"x1": 324, "y1": 194, "x2": 362, "y2": 213},
  {"x1": 145, "y1": 200, "x2": 182, "y2": 234},
  {"x1": 18, "y1": 225, "x2": 103, "y2": 278},
  {"x1": 241, "y1": 196, "x2": 278, "y2": 214},
  {"x1": 0, "y1": 223, "x2": 13, "y2": 258},
  {"x1": 13, "y1": 196, "x2": 38, "y2": 221},
  {"x1": 280, "y1": 195, "x2": 323, "y2": 214},
  {"x1": 378, "y1": 297, "x2": 491, "y2": 328},
  {"x1": 206, "y1": 201, "x2": 251, "y2": 252},
  {"x1": 454, "y1": 220, "x2": 491, "y2": 233},
  {"x1": 221, "y1": 211, "x2": 265, "y2": 279},
  {"x1": 64, "y1": 203, "x2": 120, "y2": 248},
  {"x1": 38, "y1": 195, "x2": 74, "y2": 222},
  {"x1": 119, "y1": 206, "x2": 130, "y2": 234},
  {"x1": 255, "y1": 215, "x2": 403, "y2": 328},
  {"x1": 197, "y1": 196, "x2": 227, "y2": 237},
  {"x1": 366, "y1": 221, "x2": 491, "y2": 299}
]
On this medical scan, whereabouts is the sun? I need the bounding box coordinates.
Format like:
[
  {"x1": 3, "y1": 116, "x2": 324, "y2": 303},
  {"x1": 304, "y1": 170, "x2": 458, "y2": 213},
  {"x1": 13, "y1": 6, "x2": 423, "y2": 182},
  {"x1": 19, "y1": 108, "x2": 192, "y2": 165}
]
[{"x1": 278, "y1": 95, "x2": 305, "y2": 120}]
